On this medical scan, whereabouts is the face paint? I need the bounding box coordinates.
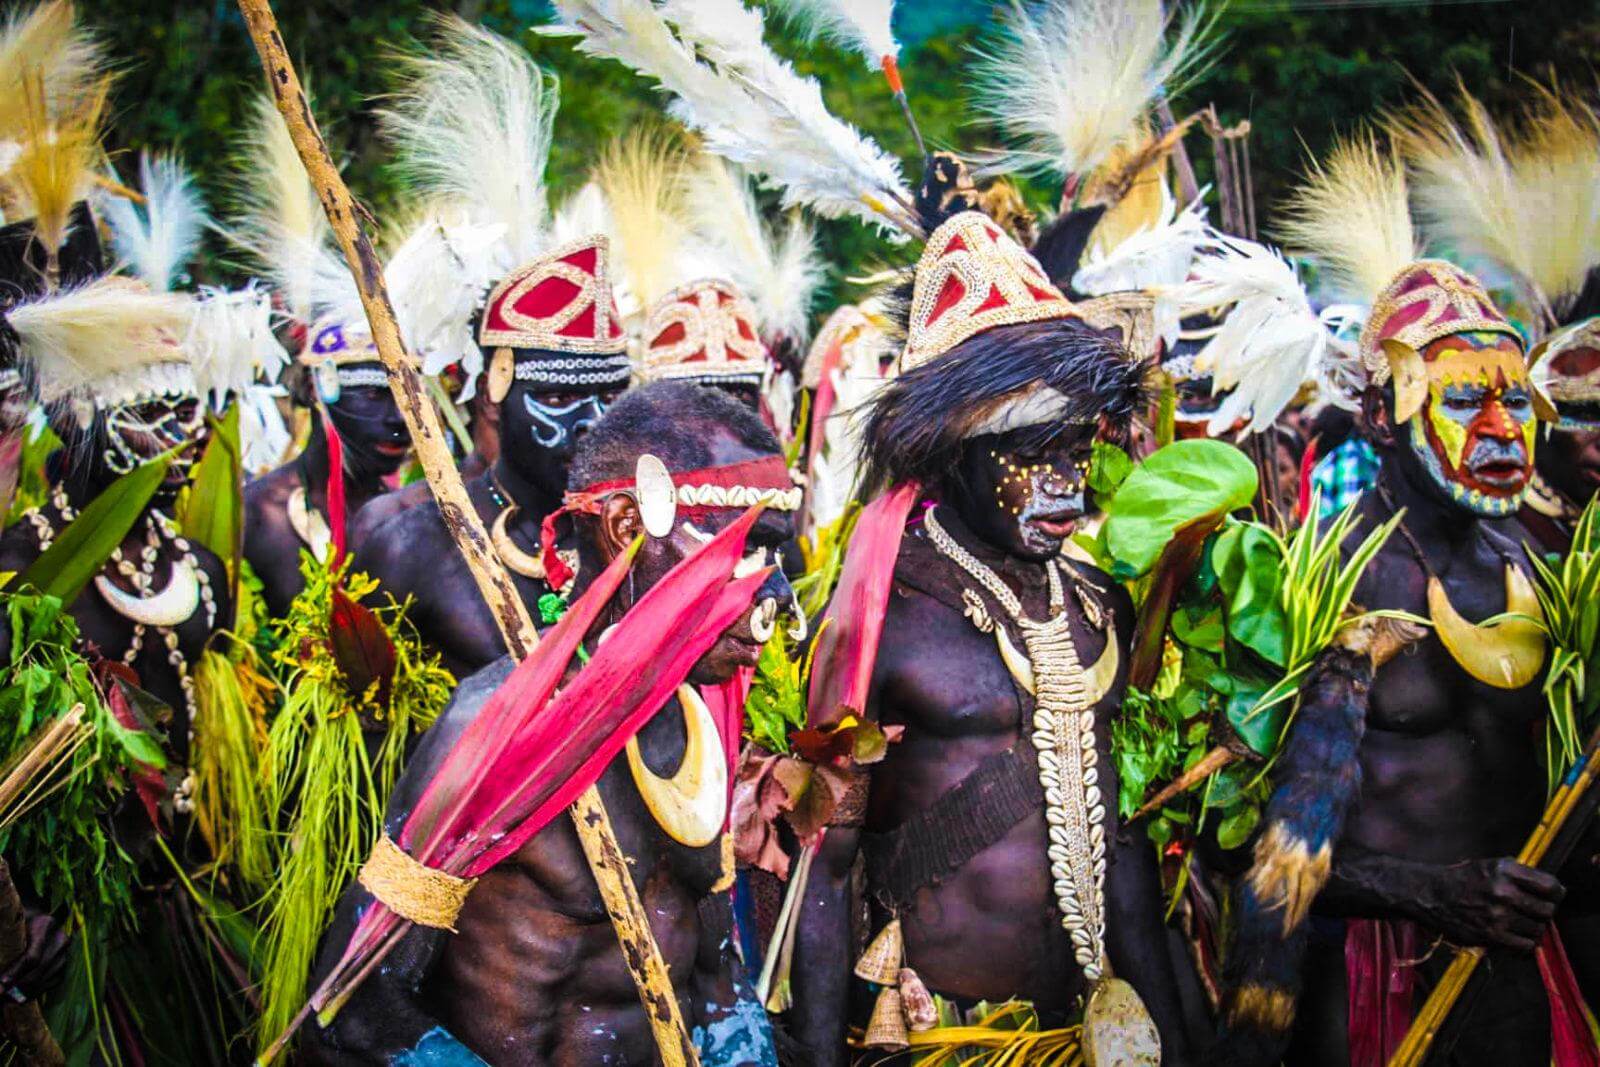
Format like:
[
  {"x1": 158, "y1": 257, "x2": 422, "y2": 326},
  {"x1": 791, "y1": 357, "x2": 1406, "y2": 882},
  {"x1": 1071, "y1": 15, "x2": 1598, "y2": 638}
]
[
  {"x1": 325, "y1": 370, "x2": 411, "y2": 483},
  {"x1": 522, "y1": 392, "x2": 607, "y2": 449},
  {"x1": 1406, "y1": 332, "x2": 1536, "y2": 517},
  {"x1": 104, "y1": 393, "x2": 206, "y2": 486},
  {"x1": 960, "y1": 429, "x2": 1094, "y2": 560}
]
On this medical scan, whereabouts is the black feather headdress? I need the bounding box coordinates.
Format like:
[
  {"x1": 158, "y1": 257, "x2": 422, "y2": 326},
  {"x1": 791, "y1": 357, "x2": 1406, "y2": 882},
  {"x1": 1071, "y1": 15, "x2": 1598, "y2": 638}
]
[{"x1": 858, "y1": 316, "x2": 1146, "y2": 495}]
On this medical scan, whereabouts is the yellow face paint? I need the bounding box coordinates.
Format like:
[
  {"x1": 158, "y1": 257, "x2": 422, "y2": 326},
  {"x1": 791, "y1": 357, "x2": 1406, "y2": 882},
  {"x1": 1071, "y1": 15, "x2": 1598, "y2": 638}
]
[{"x1": 1426, "y1": 380, "x2": 1471, "y2": 468}]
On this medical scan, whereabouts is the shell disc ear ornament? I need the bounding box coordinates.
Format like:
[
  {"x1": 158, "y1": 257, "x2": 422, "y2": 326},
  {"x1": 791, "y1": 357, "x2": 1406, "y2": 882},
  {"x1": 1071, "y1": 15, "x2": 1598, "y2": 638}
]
[
  {"x1": 314, "y1": 359, "x2": 342, "y2": 406},
  {"x1": 487, "y1": 346, "x2": 515, "y2": 404},
  {"x1": 635, "y1": 454, "x2": 677, "y2": 538}
]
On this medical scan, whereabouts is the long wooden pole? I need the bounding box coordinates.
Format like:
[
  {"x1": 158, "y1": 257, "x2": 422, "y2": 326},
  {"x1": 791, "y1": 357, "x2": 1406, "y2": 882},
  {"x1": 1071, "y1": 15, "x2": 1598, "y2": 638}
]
[
  {"x1": 233, "y1": 5, "x2": 697, "y2": 1064},
  {"x1": 1388, "y1": 723, "x2": 1600, "y2": 1067}
]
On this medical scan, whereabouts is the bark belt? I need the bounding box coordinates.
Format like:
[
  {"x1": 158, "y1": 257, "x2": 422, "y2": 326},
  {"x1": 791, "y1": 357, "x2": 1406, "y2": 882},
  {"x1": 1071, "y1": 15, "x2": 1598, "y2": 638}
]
[{"x1": 862, "y1": 745, "x2": 1042, "y2": 911}]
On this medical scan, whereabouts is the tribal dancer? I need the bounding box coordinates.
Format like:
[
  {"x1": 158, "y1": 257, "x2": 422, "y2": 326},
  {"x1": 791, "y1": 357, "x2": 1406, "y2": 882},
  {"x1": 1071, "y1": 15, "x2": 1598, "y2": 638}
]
[
  {"x1": 1212, "y1": 132, "x2": 1590, "y2": 1067},
  {"x1": 791, "y1": 159, "x2": 1207, "y2": 1066},
  {"x1": 304, "y1": 381, "x2": 801, "y2": 1065},
  {"x1": 355, "y1": 21, "x2": 630, "y2": 675},
  {"x1": 229, "y1": 96, "x2": 497, "y2": 616},
  {"x1": 1392, "y1": 85, "x2": 1600, "y2": 554}
]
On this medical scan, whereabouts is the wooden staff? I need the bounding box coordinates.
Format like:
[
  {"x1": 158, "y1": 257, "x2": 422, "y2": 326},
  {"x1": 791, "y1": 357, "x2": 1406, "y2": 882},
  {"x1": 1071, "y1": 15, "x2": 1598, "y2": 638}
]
[
  {"x1": 232, "y1": 4, "x2": 698, "y2": 1064},
  {"x1": 1388, "y1": 722, "x2": 1600, "y2": 1067}
]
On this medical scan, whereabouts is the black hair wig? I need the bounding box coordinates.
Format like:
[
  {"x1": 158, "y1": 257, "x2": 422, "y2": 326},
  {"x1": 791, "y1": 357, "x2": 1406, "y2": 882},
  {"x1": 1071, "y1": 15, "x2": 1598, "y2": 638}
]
[
  {"x1": 568, "y1": 379, "x2": 781, "y2": 491},
  {"x1": 857, "y1": 316, "x2": 1147, "y2": 496}
]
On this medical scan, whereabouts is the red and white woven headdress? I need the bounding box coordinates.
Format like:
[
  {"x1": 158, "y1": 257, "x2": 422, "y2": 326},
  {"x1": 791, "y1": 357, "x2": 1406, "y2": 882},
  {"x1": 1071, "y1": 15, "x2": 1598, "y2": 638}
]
[
  {"x1": 640, "y1": 279, "x2": 769, "y2": 388},
  {"x1": 901, "y1": 211, "x2": 1078, "y2": 372}
]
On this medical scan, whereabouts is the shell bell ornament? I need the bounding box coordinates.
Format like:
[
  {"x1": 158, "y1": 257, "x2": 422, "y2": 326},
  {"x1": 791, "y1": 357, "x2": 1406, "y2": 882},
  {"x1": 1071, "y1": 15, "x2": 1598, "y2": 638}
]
[
  {"x1": 624, "y1": 684, "x2": 727, "y2": 847},
  {"x1": 95, "y1": 559, "x2": 202, "y2": 629},
  {"x1": 634, "y1": 453, "x2": 678, "y2": 538}
]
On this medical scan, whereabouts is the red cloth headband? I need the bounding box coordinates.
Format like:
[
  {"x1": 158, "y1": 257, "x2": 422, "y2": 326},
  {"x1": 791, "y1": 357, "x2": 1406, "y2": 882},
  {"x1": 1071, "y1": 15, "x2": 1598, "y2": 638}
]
[{"x1": 540, "y1": 456, "x2": 796, "y2": 590}]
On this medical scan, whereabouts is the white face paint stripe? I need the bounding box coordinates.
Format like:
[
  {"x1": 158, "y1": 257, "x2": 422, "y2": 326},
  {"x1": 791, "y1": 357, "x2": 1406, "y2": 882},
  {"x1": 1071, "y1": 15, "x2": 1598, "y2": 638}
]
[{"x1": 523, "y1": 394, "x2": 605, "y2": 449}]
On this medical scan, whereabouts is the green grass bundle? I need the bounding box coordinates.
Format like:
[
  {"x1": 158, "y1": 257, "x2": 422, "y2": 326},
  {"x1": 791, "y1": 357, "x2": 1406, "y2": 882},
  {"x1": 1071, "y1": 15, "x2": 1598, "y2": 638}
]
[{"x1": 254, "y1": 556, "x2": 453, "y2": 1052}]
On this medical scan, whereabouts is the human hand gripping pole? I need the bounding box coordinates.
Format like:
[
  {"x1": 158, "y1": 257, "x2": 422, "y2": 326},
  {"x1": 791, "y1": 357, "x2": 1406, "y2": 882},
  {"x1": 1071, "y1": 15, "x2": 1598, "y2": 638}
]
[{"x1": 232, "y1": 2, "x2": 699, "y2": 1063}]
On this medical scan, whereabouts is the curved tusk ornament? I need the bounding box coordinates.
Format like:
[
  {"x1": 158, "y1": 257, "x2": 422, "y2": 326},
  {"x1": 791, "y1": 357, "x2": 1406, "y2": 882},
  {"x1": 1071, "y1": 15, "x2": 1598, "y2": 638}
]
[
  {"x1": 625, "y1": 684, "x2": 728, "y2": 847},
  {"x1": 995, "y1": 624, "x2": 1119, "y2": 705},
  {"x1": 491, "y1": 506, "x2": 546, "y2": 580},
  {"x1": 1427, "y1": 565, "x2": 1547, "y2": 689},
  {"x1": 748, "y1": 598, "x2": 779, "y2": 643},
  {"x1": 287, "y1": 486, "x2": 333, "y2": 562},
  {"x1": 95, "y1": 561, "x2": 202, "y2": 629}
]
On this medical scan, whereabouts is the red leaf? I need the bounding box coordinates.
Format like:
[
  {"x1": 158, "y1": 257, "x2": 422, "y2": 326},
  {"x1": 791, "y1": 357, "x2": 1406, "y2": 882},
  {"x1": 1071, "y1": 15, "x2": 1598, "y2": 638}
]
[
  {"x1": 328, "y1": 587, "x2": 396, "y2": 707},
  {"x1": 104, "y1": 680, "x2": 165, "y2": 829}
]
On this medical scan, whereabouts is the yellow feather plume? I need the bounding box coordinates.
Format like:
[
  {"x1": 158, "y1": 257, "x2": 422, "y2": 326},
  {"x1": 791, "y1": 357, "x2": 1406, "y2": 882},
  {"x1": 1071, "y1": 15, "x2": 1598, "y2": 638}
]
[
  {"x1": 0, "y1": 0, "x2": 107, "y2": 147},
  {"x1": 1275, "y1": 131, "x2": 1416, "y2": 305},
  {"x1": 7, "y1": 70, "x2": 107, "y2": 257},
  {"x1": 1394, "y1": 82, "x2": 1600, "y2": 323},
  {"x1": 595, "y1": 127, "x2": 696, "y2": 318}
]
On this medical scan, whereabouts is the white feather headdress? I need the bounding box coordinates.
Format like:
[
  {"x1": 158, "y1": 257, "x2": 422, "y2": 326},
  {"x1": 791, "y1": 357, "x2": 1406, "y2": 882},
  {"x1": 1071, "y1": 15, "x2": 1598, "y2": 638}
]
[
  {"x1": 682, "y1": 157, "x2": 823, "y2": 347},
  {"x1": 969, "y1": 0, "x2": 1215, "y2": 182},
  {"x1": 1165, "y1": 231, "x2": 1358, "y2": 435},
  {"x1": 7, "y1": 277, "x2": 193, "y2": 404},
  {"x1": 382, "y1": 16, "x2": 558, "y2": 276},
  {"x1": 311, "y1": 208, "x2": 505, "y2": 395},
  {"x1": 98, "y1": 151, "x2": 208, "y2": 293},
  {"x1": 227, "y1": 93, "x2": 335, "y2": 327},
  {"x1": 772, "y1": 0, "x2": 898, "y2": 69},
  {"x1": 545, "y1": 0, "x2": 912, "y2": 235},
  {"x1": 1394, "y1": 84, "x2": 1600, "y2": 328}
]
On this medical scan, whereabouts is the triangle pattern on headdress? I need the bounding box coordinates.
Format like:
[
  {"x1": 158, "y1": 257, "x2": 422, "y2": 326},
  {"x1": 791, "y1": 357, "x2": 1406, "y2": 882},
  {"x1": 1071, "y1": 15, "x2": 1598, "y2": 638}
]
[
  {"x1": 479, "y1": 235, "x2": 628, "y2": 356},
  {"x1": 641, "y1": 278, "x2": 768, "y2": 385},
  {"x1": 902, "y1": 211, "x2": 1078, "y2": 372},
  {"x1": 1359, "y1": 259, "x2": 1522, "y2": 376}
]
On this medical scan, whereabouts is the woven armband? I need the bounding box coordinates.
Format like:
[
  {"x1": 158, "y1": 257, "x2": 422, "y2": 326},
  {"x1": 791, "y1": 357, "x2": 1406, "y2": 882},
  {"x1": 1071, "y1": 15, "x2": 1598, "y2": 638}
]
[
  {"x1": 829, "y1": 767, "x2": 872, "y2": 828},
  {"x1": 358, "y1": 835, "x2": 477, "y2": 932}
]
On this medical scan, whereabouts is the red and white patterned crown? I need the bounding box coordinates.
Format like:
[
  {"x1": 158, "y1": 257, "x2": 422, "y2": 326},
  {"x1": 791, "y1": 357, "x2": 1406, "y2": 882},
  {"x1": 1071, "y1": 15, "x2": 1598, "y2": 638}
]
[
  {"x1": 640, "y1": 279, "x2": 769, "y2": 387},
  {"x1": 901, "y1": 210, "x2": 1078, "y2": 372},
  {"x1": 478, "y1": 235, "x2": 628, "y2": 356},
  {"x1": 1359, "y1": 259, "x2": 1522, "y2": 380}
]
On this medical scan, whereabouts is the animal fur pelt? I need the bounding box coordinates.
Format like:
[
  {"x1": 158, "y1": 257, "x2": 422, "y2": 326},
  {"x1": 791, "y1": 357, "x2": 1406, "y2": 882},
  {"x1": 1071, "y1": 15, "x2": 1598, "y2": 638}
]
[{"x1": 1209, "y1": 645, "x2": 1373, "y2": 1066}]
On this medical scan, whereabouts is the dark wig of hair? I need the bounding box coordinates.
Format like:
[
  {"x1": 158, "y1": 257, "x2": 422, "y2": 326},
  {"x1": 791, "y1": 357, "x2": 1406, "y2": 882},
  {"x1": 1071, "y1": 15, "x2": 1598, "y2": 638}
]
[
  {"x1": 568, "y1": 379, "x2": 781, "y2": 491},
  {"x1": 0, "y1": 203, "x2": 105, "y2": 310},
  {"x1": 857, "y1": 316, "x2": 1147, "y2": 497}
]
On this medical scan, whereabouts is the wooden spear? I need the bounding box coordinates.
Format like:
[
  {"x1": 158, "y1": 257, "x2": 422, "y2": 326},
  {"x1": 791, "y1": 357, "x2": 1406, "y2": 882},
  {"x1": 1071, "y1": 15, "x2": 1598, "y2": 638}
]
[
  {"x1": 232, "y1": 4, "x2": 698, "y2": 1064},
  {"x1": 1387, "y1": 721, "x2": 1600, "y2": 1067}
]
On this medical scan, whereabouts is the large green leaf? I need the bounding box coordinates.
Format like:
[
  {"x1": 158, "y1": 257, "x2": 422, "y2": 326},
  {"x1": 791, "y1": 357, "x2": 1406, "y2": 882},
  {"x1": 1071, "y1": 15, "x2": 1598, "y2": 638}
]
[
  {"x1": 1213, "y1": 522, "x2": 1289, "y2": 667},
  {"x1": 178, "y1": 405, "x2": 243, "y2": 576},
  {"x1": 1105, "y1": 440, "x2": 1259, "y2": 579},
  {"x1": 6, "y1": 452, "x2": 174, "y2": 603}
]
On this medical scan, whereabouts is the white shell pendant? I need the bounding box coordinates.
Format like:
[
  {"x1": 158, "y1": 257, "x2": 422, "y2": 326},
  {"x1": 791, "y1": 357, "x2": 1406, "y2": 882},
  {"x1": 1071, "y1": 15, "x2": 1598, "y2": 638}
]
[
  {"x1": 1083, "y1": 977, "x2": 1161, "y2": 1067},
  {"x1": 634, "y1": 454, "x2": 678, "y2": 538},
  {"x1": 95, "y1": 559, "x2": 201, "y2": 629}
]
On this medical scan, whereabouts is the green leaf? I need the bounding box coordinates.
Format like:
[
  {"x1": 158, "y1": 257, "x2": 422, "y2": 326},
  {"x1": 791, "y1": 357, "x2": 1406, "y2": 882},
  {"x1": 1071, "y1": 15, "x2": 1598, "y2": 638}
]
[
  {"x1": 1213, "y1": 522, "x2": 1289, "y2": 667},
  {"x1": 1104, "y1": 440, "x2": 1259, "y2": 578},
  {"x1": 7, "y1": 452, "x2": 174, "y2": 603},
  {"x1": 178, "y1": 405, "x2": 242, "y2": 575},
  {"x1": 1088, "y1": 441, "x2": 1134, "y2": 502},
  {"x1": 1226, "y1": 684, "x2": 1287, "y2": 757},
  {"x1": 1216, "y1": 804, "x2": 1261, "y2": 850},
  {"x1": 1172, "y1": 603, "x2": 1226, "y2": 652}
]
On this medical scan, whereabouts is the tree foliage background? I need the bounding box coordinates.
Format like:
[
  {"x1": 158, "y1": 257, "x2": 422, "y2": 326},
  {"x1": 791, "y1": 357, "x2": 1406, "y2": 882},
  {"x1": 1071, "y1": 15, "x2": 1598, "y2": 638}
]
[{"x1": 94, "y1": 0, "x2": 1600, "y2": 309}]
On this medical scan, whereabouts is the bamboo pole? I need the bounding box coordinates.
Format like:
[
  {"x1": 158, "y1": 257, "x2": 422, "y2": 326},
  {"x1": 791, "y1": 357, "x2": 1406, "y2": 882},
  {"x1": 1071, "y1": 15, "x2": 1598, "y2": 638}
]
[
  {"x1": 232, "y1": 4, "x2": 697, "y2": 1064},
  {"x1": 1388, "y1": 723, "x2": 1600, "y2": 1067}
]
